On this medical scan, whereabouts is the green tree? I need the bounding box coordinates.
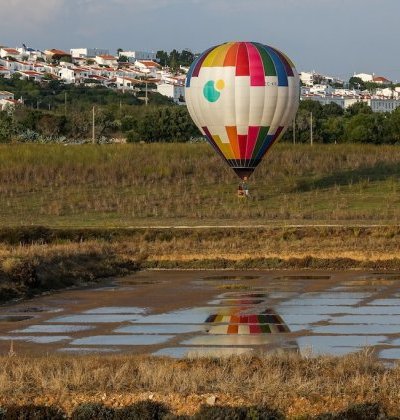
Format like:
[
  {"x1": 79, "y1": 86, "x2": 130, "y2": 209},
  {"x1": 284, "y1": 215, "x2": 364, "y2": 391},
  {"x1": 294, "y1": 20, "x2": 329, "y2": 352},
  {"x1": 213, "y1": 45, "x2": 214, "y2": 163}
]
[
  {"x1": 344, "y1": 113, "x2": 388, "y2": 143},
  {"x1": 0, "y1": 111, "x2": 13, "y2": 142},
  {"x1": 346, "y1": 102, "x2": 373, "y2": 116},
  {"x1": 348, "y1": 77, "x2": 366, "y2": 90},
  {"x1": 322, "y1": 102, "x2": 344, "y2": 118},
  {"x1": 156, "y1": 50, "x2": 169, "y2": 66}
]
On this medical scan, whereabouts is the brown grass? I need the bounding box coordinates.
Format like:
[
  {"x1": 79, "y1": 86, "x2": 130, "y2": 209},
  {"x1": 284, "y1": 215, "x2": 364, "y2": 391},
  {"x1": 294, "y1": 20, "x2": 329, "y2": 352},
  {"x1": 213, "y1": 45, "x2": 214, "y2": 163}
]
[
  {"x1": 0, "y1": 143, "x2": 399, "y2": 226},
  {"x1": 0, "y1": 352, "x2": 399, "y2": 417},
  {"x1": 0, "y1": 225, "x2": 399, "y2": 302}
]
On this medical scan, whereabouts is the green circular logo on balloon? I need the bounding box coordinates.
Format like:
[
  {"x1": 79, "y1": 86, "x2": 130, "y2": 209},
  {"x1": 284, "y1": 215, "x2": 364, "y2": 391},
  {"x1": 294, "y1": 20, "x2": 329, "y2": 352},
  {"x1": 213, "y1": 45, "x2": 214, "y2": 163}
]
[{"x1": 203, "y1": 79, "x2": 225, "y2": 102}]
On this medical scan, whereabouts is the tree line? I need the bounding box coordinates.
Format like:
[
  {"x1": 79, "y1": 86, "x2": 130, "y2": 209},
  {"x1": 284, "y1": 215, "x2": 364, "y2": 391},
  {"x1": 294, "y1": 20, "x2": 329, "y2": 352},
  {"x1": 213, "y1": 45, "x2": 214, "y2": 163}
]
[
  {"x1": 1, "y1": 77, "x2": 400, "y2": 144},
  {"x1": 284, "y1": 100, "x2": 400, "y2": 144}
]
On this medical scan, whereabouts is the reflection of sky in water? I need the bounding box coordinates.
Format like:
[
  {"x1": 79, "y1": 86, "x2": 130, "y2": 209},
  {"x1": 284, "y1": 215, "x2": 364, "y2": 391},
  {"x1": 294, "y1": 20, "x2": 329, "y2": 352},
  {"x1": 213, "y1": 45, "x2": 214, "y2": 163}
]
[
  {"x1": 332, "y1": 315, "x2": 400, "y2": 325},
  {"x1": 368, "y1": 299, "x2": 400, "y2": 306},
  {"x1": 379, "y1": 348, "x2": 400, "y2": 359},
  {"x1": 83, "y1": 307, "x2": 147, "y2": 314},
  {"x1": 71, "y1": 335, "x2": 174, "y2": 346},
  {"x1": 297, "y1": 335, "x2": 387, "y2": 356},
  {"x1": 153, "y1": 347, "x2": 254, "y2": 358},
  {"x1": 0, "y1": 335, "x2": 70, "y2": 343},
  {"x1": 312, "y1": 325, "x2": 400, "y2": 334},
  {"x1": 13, "y1": 325, "x2": 94, "y2": 333},
  {"x1": 280, "y1": 314, "x2": 331, "y2": 324},
  {"x1": 58, "y1": 347, "x2": 119, "y2": 354},
  {"x1": 280, "y1": 298, "x2": 362, "y2": 306},
  {"x1": 115, "y1": 325, "x2": 204, "y2": 334},
  {"x1": 277, "y1": 306, "x2": 352, "y2": 315},
  {"x1": 208, "y1": 299, "x2": 265, "y2": 305},
  {"x1": 278, "y1": 305, "x2": 400, "y2": 316}
]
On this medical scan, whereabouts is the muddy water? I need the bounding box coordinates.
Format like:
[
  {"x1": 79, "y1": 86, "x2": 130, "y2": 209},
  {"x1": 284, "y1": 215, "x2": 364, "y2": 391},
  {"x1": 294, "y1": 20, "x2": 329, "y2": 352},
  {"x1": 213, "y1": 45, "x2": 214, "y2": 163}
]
[{"x1": 1, "y1": 270, "x2": 400, "y2": 360}]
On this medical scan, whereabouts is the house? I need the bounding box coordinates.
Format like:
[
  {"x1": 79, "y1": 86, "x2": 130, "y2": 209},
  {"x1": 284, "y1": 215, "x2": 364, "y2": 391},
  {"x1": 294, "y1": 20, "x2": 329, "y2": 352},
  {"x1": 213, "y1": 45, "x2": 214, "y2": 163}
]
[
  {"x1": 370, "y1": 98, "x2": 400, "y2": 112},
  {"x1": 310, "y1": 84, "x2": 334, "y2": 95},
  {"x1": 17, "y1": 45, "x2": 45, "y2": 62},
  {"x1": 0, "y1": 91, "x2": 18, "y2": 111},
  {"x1": 116, "y1": 76, "x2": 143, "y2": 91},
  {"x1": 157, "y1": 83, "x2": 185, "y2": 104},
  {"x1": 373, "y1": 76, "x2": 391, "y2": 85},
  {"x1": 0, "y1": 91, "x2": 14, "y2": 101},
  {"x1": 118, "y1": 51, "x2": 157, "y2": 63},
  {"x1": 58, "y1": 66, "x2": 90, "y2": 84},
  {"x1": 134, "y1": 60, "x2": 161, "y2": 77},
  {"x1": 0, "y1": 66, "x2": 11, "y2": 78},
  {"x1": 353, "y1": 73, "x2": 373, "y2": 82},
  {"x1": 95, "y1": 55, "x2": 117, "y2": 67},
  {"x1": 70, "y1": 48, "x2": 110, "y2": 58},
  {"x1": 17, "y1": 70, "x2": 44, "y2": 82},
  {"x1": 0, "y1": 48, "x2": 21, "y2": 59},
  {"x1": 300, "y1": 71, "x2": 315, "y2": 86},
  {"x1": 45, "y1": 49, "x2": 72, "y2": 61}
]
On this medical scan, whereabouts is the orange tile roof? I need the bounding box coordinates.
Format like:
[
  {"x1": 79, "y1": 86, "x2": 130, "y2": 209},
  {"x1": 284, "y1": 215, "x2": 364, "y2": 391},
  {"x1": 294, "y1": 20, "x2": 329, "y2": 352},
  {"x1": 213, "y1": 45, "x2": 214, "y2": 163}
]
[
  {"x1": 137, "y1": 60, "x2": 161, "y2": 68},
  {"x1": 48, "y1": 49, "x2": 71, "y2": 56},
  {"x1": 98, "y1": 55, "x2": 116, "y2": 60},
  {"x1": 373, "y1": 76, "x2": 391, "y2": 83},
  {"x1": 3, "y1": 48, "x2": 19, "y2": 54}
]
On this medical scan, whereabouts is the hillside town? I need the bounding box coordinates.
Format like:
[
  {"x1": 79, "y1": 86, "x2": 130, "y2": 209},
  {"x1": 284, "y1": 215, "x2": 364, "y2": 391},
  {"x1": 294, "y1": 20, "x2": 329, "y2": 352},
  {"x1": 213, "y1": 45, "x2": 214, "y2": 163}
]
[
  {"x1": 1, "y1": 43, "x2": 400, "y2": 113},
  {"x1": 0, "y1": 45, "x2": 186, "y2": 111},
  {"x1": 300, "y1": 71, "x2": 400, "y2": 113}
]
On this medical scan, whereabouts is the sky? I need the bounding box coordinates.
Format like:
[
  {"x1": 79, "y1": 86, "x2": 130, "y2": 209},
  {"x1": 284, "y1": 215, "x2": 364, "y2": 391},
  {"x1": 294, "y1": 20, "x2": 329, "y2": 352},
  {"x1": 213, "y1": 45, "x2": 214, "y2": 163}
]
[{"x1": 1, "y1": 0, "x2": 399, "y2": 81}]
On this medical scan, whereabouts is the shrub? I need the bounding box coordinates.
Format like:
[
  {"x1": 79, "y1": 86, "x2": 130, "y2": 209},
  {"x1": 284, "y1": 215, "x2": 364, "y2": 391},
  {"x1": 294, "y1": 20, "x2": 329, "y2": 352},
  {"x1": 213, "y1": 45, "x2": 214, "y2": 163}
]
[
  {"x1": 1, "y1": 405, "x2": 65, "y2": 420},
  {"x1": 114, "y1": 401, "x2": 170, "y2": 420},
  {"x1": 6, "y1": 260, "x2": 40, "y2": 289},
  {"x1": 71, "y1": 403, "x2": 114, "y2": 420}
]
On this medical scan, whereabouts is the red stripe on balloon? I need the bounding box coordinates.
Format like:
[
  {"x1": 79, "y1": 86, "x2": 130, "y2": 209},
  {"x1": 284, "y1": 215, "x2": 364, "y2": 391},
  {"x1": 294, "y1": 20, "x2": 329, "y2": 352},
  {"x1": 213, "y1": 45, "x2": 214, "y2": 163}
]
[
  {"x1": 246, "y1": 43, "x2": 265, "y2": 86},
  {"x1": 245, "y1": 126, "x2": 260, "y2": 159},
  {"x1": 236, "y1": 43, "x2": 250, "y2": 76},
  {"x1": 238, "y1": 134, "x2": 248, "y2": 158}
]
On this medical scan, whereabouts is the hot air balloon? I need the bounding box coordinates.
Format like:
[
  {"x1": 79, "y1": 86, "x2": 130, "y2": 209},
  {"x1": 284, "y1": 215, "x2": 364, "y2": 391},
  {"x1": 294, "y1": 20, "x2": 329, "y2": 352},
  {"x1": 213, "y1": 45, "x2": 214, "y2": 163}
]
[{"x1": 185, "y1": 41, "x2": 300, "y2": 180}]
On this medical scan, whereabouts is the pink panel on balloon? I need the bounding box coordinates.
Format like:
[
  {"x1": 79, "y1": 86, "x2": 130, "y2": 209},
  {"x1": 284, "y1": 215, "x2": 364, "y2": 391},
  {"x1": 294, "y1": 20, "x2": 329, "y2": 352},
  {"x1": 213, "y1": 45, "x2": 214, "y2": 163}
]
[
  {"x1": 246, "y1": 42, "x2": 265, "y2": 87},
  {"x1": 245, "y1": 126, "x2": 260, "y2": 159}
]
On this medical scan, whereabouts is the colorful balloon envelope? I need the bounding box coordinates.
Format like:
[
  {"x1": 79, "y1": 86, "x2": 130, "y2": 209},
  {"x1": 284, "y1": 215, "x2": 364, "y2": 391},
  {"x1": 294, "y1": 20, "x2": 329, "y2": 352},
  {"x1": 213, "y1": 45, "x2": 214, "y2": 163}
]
[{"x1": 185, "y1": 41, "x2": 300, "y2": 179}]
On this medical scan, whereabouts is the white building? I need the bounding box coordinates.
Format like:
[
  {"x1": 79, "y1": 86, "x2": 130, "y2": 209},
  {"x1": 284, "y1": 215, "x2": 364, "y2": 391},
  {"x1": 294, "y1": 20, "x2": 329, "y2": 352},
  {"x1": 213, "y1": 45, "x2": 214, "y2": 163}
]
[
  {"x1": 17, "y1": 45, "x2": 45, "y2": 62},
  {"x1": 134, "y1": 60, "x2": 160, "y2": 77},
  {"x1": 116, "y1": 76, "x2": 142, "y2": 91},
  {"x1": 353, "y1": 73, "x2": 373, "y2": 82},
  {"x1": 119, "y1": 51, "x2": 157, "y2": 63},
  {"x1": 157, "y1": 83, "x2": 185, "y2": 104},
  {"x1": 0, "y1": 91, "x2": 14, "y2": 101},
  {"x1": 310, "y1": 84, "x2": 334, "y2": 95},
  {"x1": 300, "y1": 71, "x2": 314, "y2": 86},
  {"x1": 70, "y1": 48, "x2": 110, "y2": 58},
  {"x1": 0, "y1": 91, "x2": 18, "y2": 111},
  {"x1": 370, "y1": 99, "x2": 400, "y2": 113},
  {"x1": 58, "y1": 67, "x2": 91, "y2": 84},
  {"x1": 95, "y1": 55, "x2": 118, "y2": 67},
  {"x1": 0, "y1": 48, "x2": 21, "y2": 60},
  {"x1": 0, "y1": 65, "x2": 11, "y2": 78},
  {"x1": 17, "y1": 70, "x2": 44, "y2": 82}
]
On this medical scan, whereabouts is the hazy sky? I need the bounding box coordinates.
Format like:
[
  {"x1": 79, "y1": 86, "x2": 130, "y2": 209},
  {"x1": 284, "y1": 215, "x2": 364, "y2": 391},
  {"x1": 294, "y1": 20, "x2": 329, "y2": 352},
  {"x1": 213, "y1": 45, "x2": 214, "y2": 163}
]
[{"x1": 1, "y1": 0, "x2": 399, "y2": 81}]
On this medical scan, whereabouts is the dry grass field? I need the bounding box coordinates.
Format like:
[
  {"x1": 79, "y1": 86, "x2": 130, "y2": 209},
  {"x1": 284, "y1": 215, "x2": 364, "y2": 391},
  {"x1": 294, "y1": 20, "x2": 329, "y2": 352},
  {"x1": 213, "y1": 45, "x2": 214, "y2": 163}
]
[
  {"x1": 0, "y1": 225, "x2": 399, "y2": 302},
  {"x1": 0, "y1": 352, "x2": 398, "y2": 418},
  {"x1": 0, "y1": 143, "x2": 399, "y2": 226}
]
